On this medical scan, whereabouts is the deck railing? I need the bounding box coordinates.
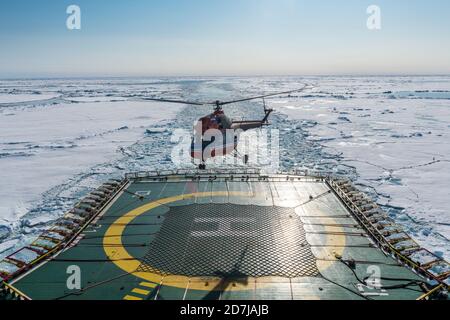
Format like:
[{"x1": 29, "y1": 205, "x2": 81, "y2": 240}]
[
  {"x1": 326, "y1": 178, "x2": 450, "y2": 292},
  {"x1": 0, "y1": 281, "x2": 31, "y2": 300}
]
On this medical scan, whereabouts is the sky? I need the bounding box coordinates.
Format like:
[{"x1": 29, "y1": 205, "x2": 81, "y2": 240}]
[{"x1": 0, "y1": 0, "x2": 449, "y2": 78}]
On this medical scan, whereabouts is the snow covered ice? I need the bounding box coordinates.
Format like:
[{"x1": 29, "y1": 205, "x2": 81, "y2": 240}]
[{"x1": 0, "y1": 76, "x2": 449, "y2": 261}]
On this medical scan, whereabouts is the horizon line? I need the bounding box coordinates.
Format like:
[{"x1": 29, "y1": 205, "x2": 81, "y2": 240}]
[{"x1": 2, "y1": 73, "x2": 450, "y2": 81}]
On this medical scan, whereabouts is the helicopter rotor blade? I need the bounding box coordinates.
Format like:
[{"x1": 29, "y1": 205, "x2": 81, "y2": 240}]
[
  {"x1": 143, "y1": 97, "x2": 207, "y2": 106},
  {"x1": 142, "y1": 84, "x2": 308, "y2": 107},
  {"x1": 217, "y1": 85, "x2": 308, "y2": 106}
]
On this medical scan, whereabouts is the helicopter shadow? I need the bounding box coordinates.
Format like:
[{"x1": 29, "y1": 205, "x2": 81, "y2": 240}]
[{"x1": 203, "y1": 244, "x2": 251, "y2": 300}]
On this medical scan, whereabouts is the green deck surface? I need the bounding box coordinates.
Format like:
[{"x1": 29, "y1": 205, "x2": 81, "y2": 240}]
[{"x1": 12, "y1": 175, "x2": 426, "y2": 300}]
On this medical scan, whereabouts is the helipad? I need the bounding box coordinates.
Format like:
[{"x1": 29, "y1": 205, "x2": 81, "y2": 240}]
[{"x1": 3, "y1": 171, "x2": 447, "y2": 300}]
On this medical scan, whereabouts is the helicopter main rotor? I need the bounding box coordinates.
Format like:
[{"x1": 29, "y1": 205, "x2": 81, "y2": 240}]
[
  {"x1": 214, "y1": 100, "x2": 221, "y2": 111},
  {"x1": 143, "y1": 84, "x2": 308, "y2": 111}
]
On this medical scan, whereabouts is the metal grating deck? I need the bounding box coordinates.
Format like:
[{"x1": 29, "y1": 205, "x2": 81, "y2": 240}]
[{"x1": 137, "y1": 204, "x2": 318, "y2": 278}]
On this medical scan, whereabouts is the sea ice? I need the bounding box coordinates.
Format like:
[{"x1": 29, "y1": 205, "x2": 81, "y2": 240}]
[{"x1": 0, "y1": 76, "x2": 449, "y2": 262}]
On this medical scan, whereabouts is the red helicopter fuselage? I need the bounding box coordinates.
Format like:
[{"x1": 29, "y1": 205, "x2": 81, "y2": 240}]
[{"x1": 190, "y1": 109, "x2": 237, "y2": 161}]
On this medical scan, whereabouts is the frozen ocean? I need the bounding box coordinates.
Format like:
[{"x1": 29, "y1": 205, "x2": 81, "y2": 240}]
[{"x1": 0, "y1": 76, "x2": 449, "y2": 261}]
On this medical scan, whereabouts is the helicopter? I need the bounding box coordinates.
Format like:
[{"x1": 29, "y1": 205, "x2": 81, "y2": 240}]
[{"x1": 145, "y1": 86, "x2": 307, "y2": 169}]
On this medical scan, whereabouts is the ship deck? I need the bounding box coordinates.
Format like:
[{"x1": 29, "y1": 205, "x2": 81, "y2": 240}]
[{"x1": 10, "y1": 173, "x2": 430, "y2": 300}]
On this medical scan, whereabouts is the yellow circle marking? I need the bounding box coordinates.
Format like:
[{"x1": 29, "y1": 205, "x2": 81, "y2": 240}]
[{"x1": 103, "y1": 191, "x2": 345, "y2": 292}]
